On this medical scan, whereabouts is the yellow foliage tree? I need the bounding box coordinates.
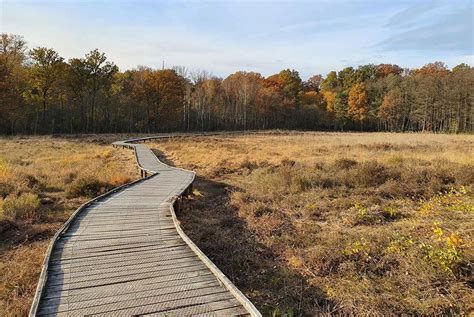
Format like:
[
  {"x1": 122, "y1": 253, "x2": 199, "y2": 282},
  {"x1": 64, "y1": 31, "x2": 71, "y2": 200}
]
[
  {"x1": 348, "y1": 82, "x2": 369, "y2": 122},
  {"x1": 322, "y1": 91, "x2": 337, "y2": 112}
]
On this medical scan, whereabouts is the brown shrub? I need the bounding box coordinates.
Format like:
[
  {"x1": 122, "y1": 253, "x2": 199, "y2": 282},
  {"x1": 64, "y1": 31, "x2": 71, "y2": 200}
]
[
  {"x1": 345, "y1": 161, "x2": 390, "y2": 187},
  {"x1": 290, "y1": 174, "x2": 313, "y2": 192},
  {"x1": 240, "y1": 158, "x2": 259, "y2": 171},
  {"x1": 378, "y1": 179, "x2": 406, "y2": 198},
  {"x1": 334, "y1": 158, "x2": 358, "y2": 170},
  {"x1": 66, "y1": 176, "x2": 109, "y2": 198},
  {"x1": 24, "y1": 175, "x2": 43, "y2": 192},
  {"x1": 280, "y1": 158, "x2": 296, "y2": 167},
  {"x1": 454, "y1": 163, "x2": 474, "y2": 185},
  {"x1": 0, "y1": 182, "x2": 14, "y2": 199}
]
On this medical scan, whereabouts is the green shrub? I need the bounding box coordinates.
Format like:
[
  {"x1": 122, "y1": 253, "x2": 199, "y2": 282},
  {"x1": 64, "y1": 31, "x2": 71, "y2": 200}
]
[
  {"x1": 0, "y1": 193, "x2": 41, "y2": 221},
  {"x1": 66, "y1": 176, "x2": 108, "y2": 198},
  {"x1": 419, "y1": 242, "x2": 462, "y2": 275}
]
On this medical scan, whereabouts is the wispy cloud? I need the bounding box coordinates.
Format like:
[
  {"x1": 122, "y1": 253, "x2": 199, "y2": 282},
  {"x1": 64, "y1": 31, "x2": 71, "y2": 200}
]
[
  {"x1": 380, "y1": 6, "x2": 473, "y2": 54},
  {"x1": 386, "y1": 1, "x2": 441, "y2": 28}
]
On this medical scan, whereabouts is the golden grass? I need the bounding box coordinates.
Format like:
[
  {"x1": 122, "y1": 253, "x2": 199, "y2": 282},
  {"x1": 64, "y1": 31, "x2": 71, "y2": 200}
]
[
  {"x1": 0, "y1": 136, "x2": 138, "y2": 316},
  {"x1": 150, "y1": 131, "x2": 474, "y2": 315},
  {"x1": 153, "y1": 132, "x2": 473, "y2": 170}
]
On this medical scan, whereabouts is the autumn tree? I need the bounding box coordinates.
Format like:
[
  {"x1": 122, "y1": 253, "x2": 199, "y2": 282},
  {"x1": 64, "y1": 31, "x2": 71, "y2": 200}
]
[
  {"x1": 304, "y1": 74, "x2": 323, "y2": 92},
  {"x1": 452, "y1": 63, "x2": 471, "y2": 73},
  {"x1": 320, "y1": 71, "x2": 338, "y2": 92},
  {"x1": 353, "y1": 64, "x2": 376, "y2": 83},
  {"x1": 75, "y1": 49, "x2": 118, "y2": 132},
  {"x1": 300, "y1": 91, "x2": 320, "y2": 105},
  {"x1": 256, "y1": 78, "x2": 285, "y2": 128},
  {"x1": 0, "y1": 34, "x2": 27, "y2": 133},
  {"x1": 379, "y1": 88, "x2": 404, "y2": 130},
  {"x1": 28, "y1": 47, "x2": 65, "y2": 133},
  {"x1": 277, "y1": 69, "x2": 302, "y2": 102},
  {"x1": 322, "y1": 91, "x2": 337, "y2": 112},
  {"x1": 338, "y1": 67, "x2": 356, "y2": 89},
  {"x1": 348, "y1": 82, "x2": 369, "y2": 123},
  {"x1": 376, "y1": 64, "x2": 403, "y2": 78},
  {"x1": 415, "y1": 61, "x2": 449, "y2": 76},
  {"x1": 334, "y1": 92, "x2": 349, "y2": 129},
  {"x1": 222, "y1": 71, "x2": 263, "y2": 129}
]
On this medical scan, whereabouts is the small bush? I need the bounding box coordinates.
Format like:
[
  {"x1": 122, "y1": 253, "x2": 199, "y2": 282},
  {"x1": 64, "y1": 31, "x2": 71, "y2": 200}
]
[
  {"x1": 315, "y1": 176, "x2": 340, "y2": 189},
  {"x1": 63, "y1": 172, "x2": 77, "y2": 184},
  {"x1": 24, "y1": 175, "x2": 42, "y2": 191},
  {"x1": 419, "y1": 242, "x2": 462, "y2": 275},
  {"x1": 211, "y1": 165, "x2": 235, "y2": 177},
  {"x1": 350, "y1": 161, "x2": 389, "y2": 187},
  {"x1": 291, "y1": 174, "x2": 313, "y2": 192},
  {"x1": 240, "y1": 159, "x2": 258, "y2": 171},
  {"x1": 348, "y1": 203, "x2": 380, "y2": 226},
  {"x1": 66, "y1": 176, "x2": 108, "y2": 198},
  {"x1": 0, "y1": 193, "x2": 41, "y2": 221},
  {"x1": 334, "y1": 158, "x2": 358, "y2": 170},
  {"x1": 0, "y1": 182, "x2": 14, "y2": 199},
  {"x1": 380, "y1": 206, "x2": 405, "y2": 221},
  {"x1": 454, "y1": 163, "x2": 474, "y2": 185},
  {"x1": 378, "y1": 179, "x2": 405, "y2": 198},
  {"x1": 254, "y1": 204, "x2": 274, "y2": 217},
  {"x1": 281, "y1": 158, "x2": 296, "y2": 167},
  {"x1": 313, "y1": 161, "x2": 325, "y2": 170}
]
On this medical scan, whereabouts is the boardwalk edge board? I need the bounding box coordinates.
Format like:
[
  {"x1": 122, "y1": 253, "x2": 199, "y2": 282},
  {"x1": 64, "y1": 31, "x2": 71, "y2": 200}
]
[{"x1": 29, "y1": 134, "x2": 261, "y2": 317}]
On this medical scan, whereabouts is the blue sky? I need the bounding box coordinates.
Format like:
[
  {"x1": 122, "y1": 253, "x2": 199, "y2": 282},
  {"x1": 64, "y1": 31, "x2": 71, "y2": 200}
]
[{"x1": 1, "y1": 0, "x2": 473, "y2": 79}]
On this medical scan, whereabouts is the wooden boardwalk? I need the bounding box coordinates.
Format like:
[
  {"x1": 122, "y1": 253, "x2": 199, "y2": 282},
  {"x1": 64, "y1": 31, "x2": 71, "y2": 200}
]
[{"x1": 30, "y1": 136, "x2": 260, "y2": 316}]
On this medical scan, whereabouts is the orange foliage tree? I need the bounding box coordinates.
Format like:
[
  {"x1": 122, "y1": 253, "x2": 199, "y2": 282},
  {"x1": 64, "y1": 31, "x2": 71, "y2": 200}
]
[{"x1": 348, "y1": 83, "x2": 369, "y2": 122}]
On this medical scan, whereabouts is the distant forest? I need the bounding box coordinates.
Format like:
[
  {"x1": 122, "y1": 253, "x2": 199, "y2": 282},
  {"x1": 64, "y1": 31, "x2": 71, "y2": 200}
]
[{"x1": 1, "y1": 34, "x2": 473, "y2": 134}]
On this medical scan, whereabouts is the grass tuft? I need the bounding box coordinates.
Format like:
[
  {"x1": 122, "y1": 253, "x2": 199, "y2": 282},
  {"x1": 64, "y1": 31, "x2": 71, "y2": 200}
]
[
  {"x1": 0, "y1": 193, "x2": 41, "y2": 222},
  {"x1": 66, "y1": 176, "x2": 108, "y2": 198}
]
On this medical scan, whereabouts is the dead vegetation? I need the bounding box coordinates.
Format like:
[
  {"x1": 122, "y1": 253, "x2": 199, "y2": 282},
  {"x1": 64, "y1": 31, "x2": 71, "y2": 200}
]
[
  {"x1": 0, "y1": 136, "x2": 137, "y2": 316},
  {"x1": 151, "y1": 132, "x2": 473, "y2": 315}
]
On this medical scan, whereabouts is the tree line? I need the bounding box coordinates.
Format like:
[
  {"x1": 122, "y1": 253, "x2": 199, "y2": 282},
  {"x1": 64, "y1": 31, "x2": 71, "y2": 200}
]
[{"x1": 1, "y1": 33, "x2": 472, "y2": 135}]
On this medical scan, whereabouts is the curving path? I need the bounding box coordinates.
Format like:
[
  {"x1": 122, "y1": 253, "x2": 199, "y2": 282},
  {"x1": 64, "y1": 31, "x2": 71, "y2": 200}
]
[{"x1": 30, "y1": 136, "x2": 260, "y2": 316}]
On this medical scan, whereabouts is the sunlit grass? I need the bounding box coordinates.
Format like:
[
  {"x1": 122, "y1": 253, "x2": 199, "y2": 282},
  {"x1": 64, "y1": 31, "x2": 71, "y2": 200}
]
[{"x1": 151, "y1": 131, "x2": 473, "y2": 315}]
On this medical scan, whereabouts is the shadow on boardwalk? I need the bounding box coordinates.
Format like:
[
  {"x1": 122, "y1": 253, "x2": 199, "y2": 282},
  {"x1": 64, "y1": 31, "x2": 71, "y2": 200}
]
[{"x1": 154, "y1": 150, "x2": 333, "y2": 316}]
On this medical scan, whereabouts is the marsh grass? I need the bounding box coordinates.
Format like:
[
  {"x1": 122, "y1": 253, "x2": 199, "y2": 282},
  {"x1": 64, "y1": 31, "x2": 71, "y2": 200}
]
[
  {"x1": 0, "y1": 136, "x2": 138, "y2": 315},
  {"x1": 0, "y1": 193, "x2": 41, "y2": 221},
  {"x1": 151, "y1": 132, "x2": 473, "y2": 315}
]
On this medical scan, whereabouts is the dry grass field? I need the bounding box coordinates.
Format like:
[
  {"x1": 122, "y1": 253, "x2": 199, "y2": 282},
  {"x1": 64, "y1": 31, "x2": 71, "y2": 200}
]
[
  {"x1": 0, "y1": 132, "x2": 472, "y2": 316},
  {"x1": 150, "y1": 132, "x2": 474, "y2": 315},
  {"x1": 0, "y1": 136, "x2": 138, "y2": 315}
]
